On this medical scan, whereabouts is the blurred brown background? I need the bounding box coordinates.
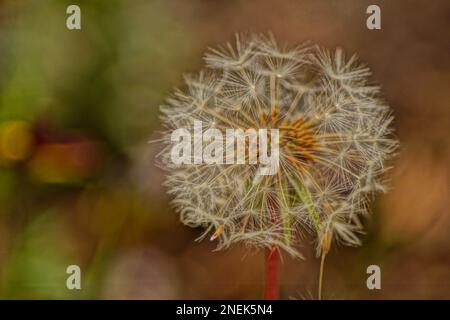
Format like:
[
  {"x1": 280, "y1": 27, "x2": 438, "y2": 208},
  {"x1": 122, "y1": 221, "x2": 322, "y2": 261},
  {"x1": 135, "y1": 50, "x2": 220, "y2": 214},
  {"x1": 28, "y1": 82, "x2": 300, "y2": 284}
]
[{"x1": 0, "y1": 0, "x2": 448, "y2": 299}]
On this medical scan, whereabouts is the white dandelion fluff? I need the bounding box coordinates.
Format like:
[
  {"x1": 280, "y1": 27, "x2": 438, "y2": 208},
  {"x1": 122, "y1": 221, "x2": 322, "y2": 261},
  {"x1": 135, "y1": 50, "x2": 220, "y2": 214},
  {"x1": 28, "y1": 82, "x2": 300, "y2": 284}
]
[{"x1": 156, "y1": 34, "x2": 398, "y2": 261}]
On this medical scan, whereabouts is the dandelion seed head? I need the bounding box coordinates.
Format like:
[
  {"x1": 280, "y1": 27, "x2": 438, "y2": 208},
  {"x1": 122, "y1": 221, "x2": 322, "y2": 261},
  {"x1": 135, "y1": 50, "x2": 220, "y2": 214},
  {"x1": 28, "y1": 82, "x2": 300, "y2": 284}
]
[{"x1": 157, "y1": 34, "x2": 398, "y2": 258}]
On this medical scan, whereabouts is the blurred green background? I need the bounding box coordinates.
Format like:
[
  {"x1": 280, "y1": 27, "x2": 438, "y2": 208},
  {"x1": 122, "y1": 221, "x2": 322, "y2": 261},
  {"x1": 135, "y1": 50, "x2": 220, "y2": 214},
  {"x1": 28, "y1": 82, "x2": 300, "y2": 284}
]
[{"x1": 0, "y1": 0, "x2": 448, "y2": 299}]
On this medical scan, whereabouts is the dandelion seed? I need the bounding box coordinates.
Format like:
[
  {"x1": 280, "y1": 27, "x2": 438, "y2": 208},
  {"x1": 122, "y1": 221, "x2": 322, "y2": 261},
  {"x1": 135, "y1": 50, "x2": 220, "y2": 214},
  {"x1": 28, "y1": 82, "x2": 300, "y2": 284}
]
[{"x1": 209, "y1": 224, "x2": 225, "y2": 241}]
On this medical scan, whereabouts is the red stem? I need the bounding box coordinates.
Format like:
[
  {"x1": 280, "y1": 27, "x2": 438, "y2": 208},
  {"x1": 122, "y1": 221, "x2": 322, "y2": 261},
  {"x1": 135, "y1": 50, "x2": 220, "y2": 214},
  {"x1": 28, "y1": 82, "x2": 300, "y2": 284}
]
[{"x1": 264, "y1": 246, "x2": 279, "y2": 300}]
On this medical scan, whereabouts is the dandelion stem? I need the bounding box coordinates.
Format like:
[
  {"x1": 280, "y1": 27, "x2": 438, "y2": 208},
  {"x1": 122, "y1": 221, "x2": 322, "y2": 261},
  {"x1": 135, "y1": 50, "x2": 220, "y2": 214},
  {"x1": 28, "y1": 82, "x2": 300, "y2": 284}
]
[
  {"x1": 264, "y1": 246, "x2": 279, "y2": 300},
  {"x1": 318, "y1": 253, "x2": 326, "y2": 300},
  {"x1": 265, "y1": 194, "x2": 280, "y2": 300}
]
